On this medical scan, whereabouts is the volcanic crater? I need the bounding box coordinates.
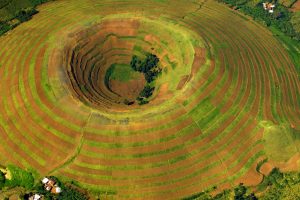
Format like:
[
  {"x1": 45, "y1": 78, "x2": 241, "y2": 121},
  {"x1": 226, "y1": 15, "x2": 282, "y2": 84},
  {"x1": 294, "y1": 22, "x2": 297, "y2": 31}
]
[{"x1": 61, "y1": 18, "x2": 197, "y2": 112}]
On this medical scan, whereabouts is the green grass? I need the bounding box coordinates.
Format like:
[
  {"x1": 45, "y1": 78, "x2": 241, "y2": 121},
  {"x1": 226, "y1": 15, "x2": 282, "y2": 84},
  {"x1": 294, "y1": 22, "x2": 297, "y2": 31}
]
[
  {"x1": 261, "y1": 121, "x2": 300, "y2": 162},
  {"x1": 106, "y1": 63, "x2": 141, "y2": 83}
]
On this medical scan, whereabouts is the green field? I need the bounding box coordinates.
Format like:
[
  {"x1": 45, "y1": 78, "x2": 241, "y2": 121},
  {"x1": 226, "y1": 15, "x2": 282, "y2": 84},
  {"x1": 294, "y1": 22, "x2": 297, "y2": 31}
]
[{"x1": 107, "y1": 64, "x2": 140, "y2": 82}]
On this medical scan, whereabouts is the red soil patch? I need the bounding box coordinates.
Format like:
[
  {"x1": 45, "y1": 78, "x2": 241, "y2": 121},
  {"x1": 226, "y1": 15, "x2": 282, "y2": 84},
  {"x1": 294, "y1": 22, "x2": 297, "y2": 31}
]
[
  {"x1": 176, "y1": 75, "x2": 189, "y2": 90},
  {"x1": 260, "y1": 162, "x2": 274, "y2": 176}
]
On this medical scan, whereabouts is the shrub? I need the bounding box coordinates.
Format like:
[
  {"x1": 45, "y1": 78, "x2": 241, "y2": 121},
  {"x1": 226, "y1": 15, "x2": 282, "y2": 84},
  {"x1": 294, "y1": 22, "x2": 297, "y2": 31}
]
[
  {"x1": 15, "y1": 8, "x2": 38, "y2": 22},
  {"x1": 0, "y1": 21, "x2": 11, "y2": 35}
]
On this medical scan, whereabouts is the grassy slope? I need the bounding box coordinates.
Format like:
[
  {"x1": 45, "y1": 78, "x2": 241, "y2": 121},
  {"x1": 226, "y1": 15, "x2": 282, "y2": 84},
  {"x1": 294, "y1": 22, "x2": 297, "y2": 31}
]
[{"x1": 108, "y1": 64, "x2": 141, "y2": 82}]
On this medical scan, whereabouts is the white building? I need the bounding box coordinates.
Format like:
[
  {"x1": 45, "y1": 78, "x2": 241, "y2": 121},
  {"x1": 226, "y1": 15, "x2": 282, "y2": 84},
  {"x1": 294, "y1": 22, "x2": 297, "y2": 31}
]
[{"x1": 263, "y1": 2, "x2": 275, "y2": 13}]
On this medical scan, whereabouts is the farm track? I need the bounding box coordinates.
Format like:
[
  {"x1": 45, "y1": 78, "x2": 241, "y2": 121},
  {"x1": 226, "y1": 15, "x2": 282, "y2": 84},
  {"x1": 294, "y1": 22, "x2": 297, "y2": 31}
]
[{"x1": 0, "y1": 0, "x2": 299, "y2": 199}]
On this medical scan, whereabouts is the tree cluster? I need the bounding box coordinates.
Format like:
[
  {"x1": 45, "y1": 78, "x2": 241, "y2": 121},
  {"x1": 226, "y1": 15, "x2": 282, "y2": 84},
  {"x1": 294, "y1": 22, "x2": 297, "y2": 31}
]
[
  {"x1": 130, "y1": 53, "x2": 162, "y2": 105},
  {"x1": 0, "y1": 21, "x2": 11, "y2": 35},
  {"x1": 130, "y1": 53, "x2": 162, "y2": 83},
  {"x1": 136, "y1": 85, "x2": 155, "y2": 105},
  {"x1": 15, "y1": 8, "x2": 38, "y2": 23},
  {"x1": 217, "y1": 0, "x2": 300, "y2": 41},
  {"x1": 0, "y1": 0, "x2": 53, "y2": 37}
]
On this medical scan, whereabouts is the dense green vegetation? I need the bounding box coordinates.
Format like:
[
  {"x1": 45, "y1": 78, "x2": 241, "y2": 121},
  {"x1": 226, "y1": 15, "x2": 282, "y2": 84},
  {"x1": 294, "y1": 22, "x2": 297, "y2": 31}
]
[
  {"x1": 182, "y1": 168, "x2": 300, "y2": 200},
  {"x1": 259, "y1": 168, "x2": 300, "y2": 199},
  {"x1": 130, "y1": 53, "x2": 162, "y2": 104},
  {"x1": 131, "y1": 53, "x2": 162, "y2": 83},
  {"x1": 0, "y1": 0, "x2": 53, "y2": 36},
  {"x1": 4, "y1": 165, "x2": 34, "y2": 190},
  {"x1": 218, "y1": 0, "x2": 300, "y2": 41},
  {"x1": 137, "y1": 85, "x2": 155, "y2": 105},
  {"x1": 0, "y1": 165, "x2": 88, "y2": 200}
]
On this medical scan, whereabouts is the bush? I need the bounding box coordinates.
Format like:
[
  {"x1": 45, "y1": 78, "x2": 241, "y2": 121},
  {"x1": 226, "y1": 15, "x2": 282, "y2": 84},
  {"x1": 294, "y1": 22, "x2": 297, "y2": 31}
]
[
  {"x1": 15, "y1": 8, "x2": 38, "y2": 22},
  {"x1": 0, "y1": 21, "x2": 11, "y2": 35}
]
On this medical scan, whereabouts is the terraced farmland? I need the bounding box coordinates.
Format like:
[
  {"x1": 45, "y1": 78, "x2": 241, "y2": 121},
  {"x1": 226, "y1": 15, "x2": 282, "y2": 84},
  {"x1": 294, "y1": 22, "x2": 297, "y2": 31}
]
[{"x1": 0, "y1": 0, "x2": 299, "y2": 199}]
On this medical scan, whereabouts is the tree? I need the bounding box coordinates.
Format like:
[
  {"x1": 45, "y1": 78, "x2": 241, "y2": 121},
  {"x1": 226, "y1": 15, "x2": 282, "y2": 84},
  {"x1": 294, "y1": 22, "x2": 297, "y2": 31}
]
[
  {"x1": 130, "y1": 53, "x2": 162, "y2": 104},
  {"x1": 15, "y1": 8, "x2": 38, "y2": 22}
]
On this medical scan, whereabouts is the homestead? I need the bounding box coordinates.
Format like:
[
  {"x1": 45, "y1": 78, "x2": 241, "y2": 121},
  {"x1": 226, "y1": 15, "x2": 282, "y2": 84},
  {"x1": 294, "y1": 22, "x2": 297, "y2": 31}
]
[
  {"x1": 41, "y1": 177, "x2": 62, "y2": 194},
  {"x1": 263, "y1": 2, "x2": 276, "y2": 13}
]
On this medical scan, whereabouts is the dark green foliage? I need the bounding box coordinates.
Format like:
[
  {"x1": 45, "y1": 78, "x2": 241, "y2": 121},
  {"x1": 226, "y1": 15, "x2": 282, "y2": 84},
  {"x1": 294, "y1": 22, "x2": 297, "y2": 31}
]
[
  {"x1": 130, "y1": 53, "x2": 162, "y2": 105},
  {"x1": 5, "y1": 165, "x2": 34, "y2": 190},
  {"x1": 130, "y1": 53, "x2": 162, "y2": 83},
  {"x1": 259, "y1": 168, "x2": 300, "y2": 199},
  {"x1": 130, "y1": 55, "x2": 140, "y2": 71},
  {"x1": 136, "y1": 97, "x2": 149, "y2": 105},
  {"x1": 29, "y1": 0, "x2": 52, "y2": 6},
  {"x1": 141, "y1": 53, "x2": 159, "y2": 73},
  {"x1": 0, "y1": 170, "x2": 5, "y2": 189},
  {"x1": 218, "y1": 0, "x2": 300, "y2": 41},
  {"x1": 234, "y1": 183, "x2": 257, "y2": 200},
  {"x1": 15, "y1": 7, "x2": 38, "y2": 22},
  {"x1": 0, "y1": 0, "x2": 52, "y2": 36},
  {"x1": 0, "y1": 21, "x2": 11, "y2": 35},
  {"x1": 58, "y1": 184, "x2": 89, "y2": 200},
  {"x1": 145, "y1": 67, "x2": 162, "y2": 83},
  {"x1": 139, "y1": 85, "x2": 155, "y2": 98},
  {"x1": 130, "y1": 54, "x2": 159, "y2": 74}
]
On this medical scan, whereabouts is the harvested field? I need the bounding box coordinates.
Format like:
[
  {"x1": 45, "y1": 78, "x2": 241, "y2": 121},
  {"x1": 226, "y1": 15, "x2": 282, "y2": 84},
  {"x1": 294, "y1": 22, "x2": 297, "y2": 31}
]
[{"x1": 0, "y1": 0, "x2": 299, "y2": 199}]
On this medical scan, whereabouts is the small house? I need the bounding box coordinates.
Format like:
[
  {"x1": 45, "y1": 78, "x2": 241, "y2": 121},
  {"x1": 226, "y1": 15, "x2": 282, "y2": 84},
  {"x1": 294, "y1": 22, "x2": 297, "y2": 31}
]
[
  {"x1": 263, "y1": 2, "x2": 275, "y2": 13},
  {"x1": 28, "y1": 194, "x2": 42, "y2": 200},
  {"x1": 41, "y1": 177, "x2": 62, "y2": 194}
]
